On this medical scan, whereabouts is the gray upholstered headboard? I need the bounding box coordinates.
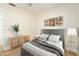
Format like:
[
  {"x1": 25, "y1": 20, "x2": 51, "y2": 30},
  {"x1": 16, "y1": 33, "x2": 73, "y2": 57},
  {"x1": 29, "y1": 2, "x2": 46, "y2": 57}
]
[{"x1": 41, "y1": 29, "x2": 64, "y2": 49}]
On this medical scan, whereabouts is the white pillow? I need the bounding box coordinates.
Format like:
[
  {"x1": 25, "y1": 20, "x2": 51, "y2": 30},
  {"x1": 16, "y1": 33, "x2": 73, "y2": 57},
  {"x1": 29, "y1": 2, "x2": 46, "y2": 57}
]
[
  {"x1": 48, "y1": 34, "x2": 60, "y2": 43},
  {"x1": 39, "y1": 34, "x2": 49, "y2": 41}
]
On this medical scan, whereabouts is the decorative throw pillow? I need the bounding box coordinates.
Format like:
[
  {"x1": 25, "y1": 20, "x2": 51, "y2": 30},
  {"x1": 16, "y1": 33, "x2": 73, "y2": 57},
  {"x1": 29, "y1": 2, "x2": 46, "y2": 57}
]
[
  {"x1": 48, "y1": 34, "x2": 60, "y2": 43},
  {"x1": 39, "y1": 34, "x2": 49, "y2": 41}
]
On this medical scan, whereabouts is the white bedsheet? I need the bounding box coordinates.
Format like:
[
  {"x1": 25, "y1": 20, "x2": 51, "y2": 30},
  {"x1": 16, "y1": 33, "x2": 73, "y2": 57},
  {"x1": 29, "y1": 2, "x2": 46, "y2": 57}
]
[{"x1": 23, "y1": 42, "x2": 57, "y2": 56}]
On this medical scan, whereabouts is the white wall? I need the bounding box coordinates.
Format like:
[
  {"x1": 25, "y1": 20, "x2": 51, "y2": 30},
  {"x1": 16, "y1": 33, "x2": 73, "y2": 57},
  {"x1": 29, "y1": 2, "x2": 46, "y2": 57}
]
[
  {"x1": 0, "y1": 4, "x2": 37, "y2": 49},
  {"x1": 36, "y1": 4, "x2": 79, "y2": 34}
]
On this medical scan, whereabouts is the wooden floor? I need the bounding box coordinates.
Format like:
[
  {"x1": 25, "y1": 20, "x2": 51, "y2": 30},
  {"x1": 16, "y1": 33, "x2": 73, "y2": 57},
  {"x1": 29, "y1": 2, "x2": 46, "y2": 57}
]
[
  {"x1": 0, "y1": 47, "x2": 78, "y2": 56},
  {"x1": 64, "y1": 50, "x2": 78, "y2": 56}
]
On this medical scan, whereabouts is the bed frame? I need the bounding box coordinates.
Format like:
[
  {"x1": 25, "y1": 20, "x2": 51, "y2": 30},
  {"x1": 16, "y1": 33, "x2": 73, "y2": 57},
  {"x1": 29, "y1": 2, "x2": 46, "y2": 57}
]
[
  {"x1": 41, "y1": 29, "x2": 64, "y2": 48},
  {"x1": 21, "y1": 29, "x2": 64, "y2": 56}
]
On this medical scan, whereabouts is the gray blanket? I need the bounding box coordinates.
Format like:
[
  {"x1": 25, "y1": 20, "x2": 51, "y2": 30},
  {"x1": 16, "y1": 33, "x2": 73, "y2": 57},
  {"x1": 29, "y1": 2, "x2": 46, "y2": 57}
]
[{"x1": 30, "y1": 39, "x2": 64, "y2": 56}]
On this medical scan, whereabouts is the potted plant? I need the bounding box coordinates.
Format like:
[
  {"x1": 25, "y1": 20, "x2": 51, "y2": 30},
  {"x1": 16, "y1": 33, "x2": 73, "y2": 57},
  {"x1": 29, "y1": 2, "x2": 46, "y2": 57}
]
[{"x1": 11, "y1": 24, "x2": 19, "y2": 36}]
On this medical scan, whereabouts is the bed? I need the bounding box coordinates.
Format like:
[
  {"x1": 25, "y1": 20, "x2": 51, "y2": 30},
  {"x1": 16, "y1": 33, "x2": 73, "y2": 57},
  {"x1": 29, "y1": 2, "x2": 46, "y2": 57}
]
[{"x1": 21, "y1": 29, "x2": 64, "y2": 56}]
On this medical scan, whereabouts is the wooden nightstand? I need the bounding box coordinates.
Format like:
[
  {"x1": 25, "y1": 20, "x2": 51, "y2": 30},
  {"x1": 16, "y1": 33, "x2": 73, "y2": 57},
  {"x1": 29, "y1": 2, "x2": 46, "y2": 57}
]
[{"x1": 9, "y1": 35, "x2": 30, "y2": 48}]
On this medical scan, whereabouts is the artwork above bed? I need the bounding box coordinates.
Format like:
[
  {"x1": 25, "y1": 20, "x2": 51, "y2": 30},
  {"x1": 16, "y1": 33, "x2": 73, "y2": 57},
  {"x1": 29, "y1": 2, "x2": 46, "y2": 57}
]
[{"x1": 44, "y1": 16, "x2": 63, "y2": 26}]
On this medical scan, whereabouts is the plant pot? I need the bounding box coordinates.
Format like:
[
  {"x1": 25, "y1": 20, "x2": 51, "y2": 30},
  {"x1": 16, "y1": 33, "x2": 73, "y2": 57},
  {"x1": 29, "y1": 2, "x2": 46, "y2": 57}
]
[{"x1": 14, "y1": 32, "x2": 19, "y2": 37}]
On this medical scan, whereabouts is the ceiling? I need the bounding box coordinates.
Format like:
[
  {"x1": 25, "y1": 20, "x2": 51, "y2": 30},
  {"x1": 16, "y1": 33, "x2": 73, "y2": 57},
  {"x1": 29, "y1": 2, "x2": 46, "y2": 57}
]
[{"x1": 9, "y1": 3, "x2": 65, "y2": 14}]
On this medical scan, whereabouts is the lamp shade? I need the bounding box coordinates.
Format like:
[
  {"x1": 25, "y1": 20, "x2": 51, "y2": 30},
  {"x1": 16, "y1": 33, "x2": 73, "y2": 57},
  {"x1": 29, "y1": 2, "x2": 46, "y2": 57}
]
[{"x1": 67, "y1": 28, "x2": 77, "y2": 36}]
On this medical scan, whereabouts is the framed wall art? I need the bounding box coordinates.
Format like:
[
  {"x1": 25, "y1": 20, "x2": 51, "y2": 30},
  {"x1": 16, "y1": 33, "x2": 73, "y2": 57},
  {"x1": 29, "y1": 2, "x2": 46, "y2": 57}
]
[{"x1": 44, "y1": 16, "x2": 63, "y2": 26}]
